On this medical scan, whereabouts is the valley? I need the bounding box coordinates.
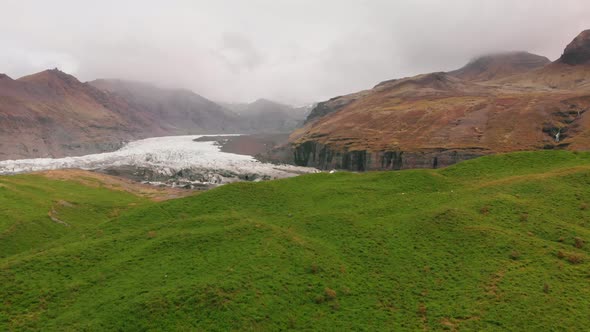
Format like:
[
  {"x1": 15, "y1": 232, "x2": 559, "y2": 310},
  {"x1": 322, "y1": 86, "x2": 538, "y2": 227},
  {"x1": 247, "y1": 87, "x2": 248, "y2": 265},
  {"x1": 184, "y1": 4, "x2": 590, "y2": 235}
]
[{"x1": 1, "y1": 3, "x2": 590, "y2": 330}]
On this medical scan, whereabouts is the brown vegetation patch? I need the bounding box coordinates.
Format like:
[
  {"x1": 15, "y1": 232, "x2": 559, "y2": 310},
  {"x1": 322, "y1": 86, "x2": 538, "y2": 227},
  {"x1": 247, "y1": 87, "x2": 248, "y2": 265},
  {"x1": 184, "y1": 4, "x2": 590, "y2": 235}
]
[
  {"x1": 324, "y1": 288, "x2": 337, "y2": 300},
  {"x1": 485, "y1": 269, "x2": 506, "y2": 297},
  {"x1": 557, "y1": 250, "x2": 585, "y2": 264},
  {"x1": 38, "y1": 169, "x2": 195, "y2": 201},
  {"x1": 440, "y1": 316, "x2": 481, "y2": 331}
]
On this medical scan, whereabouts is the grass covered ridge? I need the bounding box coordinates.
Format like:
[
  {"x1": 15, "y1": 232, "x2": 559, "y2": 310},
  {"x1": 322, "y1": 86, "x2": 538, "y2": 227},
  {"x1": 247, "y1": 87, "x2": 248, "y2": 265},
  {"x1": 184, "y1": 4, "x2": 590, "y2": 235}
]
[{"x1": 1, "y1": 151, "x2": 590, "y2": 330}]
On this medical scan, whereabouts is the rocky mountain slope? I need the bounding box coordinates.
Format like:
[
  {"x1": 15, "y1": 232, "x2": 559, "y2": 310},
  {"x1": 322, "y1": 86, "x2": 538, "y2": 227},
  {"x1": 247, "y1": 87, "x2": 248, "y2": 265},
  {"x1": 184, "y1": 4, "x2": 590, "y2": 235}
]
[
  {"x1": 290, "y1": 30, "x2": 590, "y2": 171},
  {"x1": 0, "y1": 71, "x2": 244, "y2": 161},
  {"x1": 89, "y1": 79, "x2": 240, "y2": 134},
  {"x1": 0, "y1": 70, "x2": 147, "y2": 160},
  {"x1": 558, "y1": 29, "x2": 590, "y2": 65},
  {"x1": 449, "y1": 52, "x2": 550, "y2": 81}
]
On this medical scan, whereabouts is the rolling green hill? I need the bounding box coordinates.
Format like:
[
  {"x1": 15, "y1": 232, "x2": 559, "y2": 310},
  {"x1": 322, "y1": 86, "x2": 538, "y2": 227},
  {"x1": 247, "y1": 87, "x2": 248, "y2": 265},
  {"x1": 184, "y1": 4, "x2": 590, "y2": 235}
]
[{"x1": 1, "y1": 151, "x2": 590, "y2": 331}]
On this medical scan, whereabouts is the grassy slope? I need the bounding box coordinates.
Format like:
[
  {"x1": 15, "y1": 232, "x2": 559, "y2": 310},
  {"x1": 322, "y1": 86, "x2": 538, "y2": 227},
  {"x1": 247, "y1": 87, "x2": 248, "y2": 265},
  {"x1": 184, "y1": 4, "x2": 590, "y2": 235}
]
[{"x1": 1, "y1": 151, "x2": 590, "y2": 331}]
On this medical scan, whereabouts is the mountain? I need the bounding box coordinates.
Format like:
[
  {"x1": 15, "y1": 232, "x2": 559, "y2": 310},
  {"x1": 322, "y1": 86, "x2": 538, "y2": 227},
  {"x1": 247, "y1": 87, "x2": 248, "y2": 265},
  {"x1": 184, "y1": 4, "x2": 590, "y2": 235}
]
[
  {"x1": 89, "y1": 79, "x2": 240, "y2": 134},
  {"x1": 558, "y1": 29, "x2": 590, "y2": 65},
  {"x1": 221, "y1": 98, "x2": 311, "y2": 133},
  {"x1": 0, "y1": 69, "x2": 148, "y2": 160},
  {"x1": 0, "y1": 72, "x2": 242, "y2": 161},
  {"x1": 290, "y1": 30, "x2": 590, "y2": 171},
  {"x1": 449, "y1": 52, "x2": 550, "y2": 81}
]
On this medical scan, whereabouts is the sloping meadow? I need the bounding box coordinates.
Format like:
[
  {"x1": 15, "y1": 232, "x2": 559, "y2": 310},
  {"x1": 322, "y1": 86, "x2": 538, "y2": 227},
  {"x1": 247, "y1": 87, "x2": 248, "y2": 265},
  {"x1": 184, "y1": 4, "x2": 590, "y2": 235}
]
[{"x1": 1, "y1": 151, "x2": 589, "y2": 330}]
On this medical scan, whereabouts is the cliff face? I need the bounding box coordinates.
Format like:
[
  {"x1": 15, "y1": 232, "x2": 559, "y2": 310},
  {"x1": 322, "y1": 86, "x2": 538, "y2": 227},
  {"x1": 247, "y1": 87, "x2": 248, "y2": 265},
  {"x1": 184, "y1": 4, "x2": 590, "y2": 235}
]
[
  {"x1": 291, "y1": 31, "x2": 590, "y2": 171},
  {"x1": 293, "y1": 141, "x2": 487, "y2": 171}
]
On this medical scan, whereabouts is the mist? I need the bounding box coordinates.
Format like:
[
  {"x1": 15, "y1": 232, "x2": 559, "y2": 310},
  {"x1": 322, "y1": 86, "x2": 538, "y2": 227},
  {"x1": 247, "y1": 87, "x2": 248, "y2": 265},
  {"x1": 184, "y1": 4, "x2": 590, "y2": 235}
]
[{"x1": 1, "y1": 0, "x2": 589, "y2": 104}]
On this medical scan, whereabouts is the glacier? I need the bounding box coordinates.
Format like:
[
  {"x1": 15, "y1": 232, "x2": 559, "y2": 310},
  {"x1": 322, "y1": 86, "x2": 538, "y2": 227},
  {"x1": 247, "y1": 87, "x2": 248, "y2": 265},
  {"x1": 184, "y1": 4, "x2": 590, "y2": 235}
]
[{"x1": 0, "y1": 135, "x2": 318, "y2": 186}]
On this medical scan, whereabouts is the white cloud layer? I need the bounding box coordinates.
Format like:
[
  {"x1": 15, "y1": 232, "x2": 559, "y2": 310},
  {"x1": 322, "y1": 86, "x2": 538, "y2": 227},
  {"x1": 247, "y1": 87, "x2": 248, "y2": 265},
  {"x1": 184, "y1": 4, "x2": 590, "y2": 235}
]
[{"x1": 1, "y1": 0, "x2": 589, "y2": 104}]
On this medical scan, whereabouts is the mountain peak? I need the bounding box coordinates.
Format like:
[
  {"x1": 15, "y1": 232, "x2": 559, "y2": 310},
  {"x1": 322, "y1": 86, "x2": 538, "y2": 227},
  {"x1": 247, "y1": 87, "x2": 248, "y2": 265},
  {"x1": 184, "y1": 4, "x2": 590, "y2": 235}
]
[
  {"x1": 450, "y1": 51, "x2": 550, "y2": 81},
  {"x1": 375, "y1": 72, "x2": 460, "y2": 90},
  {"x1": 250, "y1": 98, "x2": 277, "y2": 105},
  {"x1": 18, "y1": 68, "x2": 80, "y2": 85},
  {"x1": 558, "y1": 29, "x2": 590, "y2": 65}
]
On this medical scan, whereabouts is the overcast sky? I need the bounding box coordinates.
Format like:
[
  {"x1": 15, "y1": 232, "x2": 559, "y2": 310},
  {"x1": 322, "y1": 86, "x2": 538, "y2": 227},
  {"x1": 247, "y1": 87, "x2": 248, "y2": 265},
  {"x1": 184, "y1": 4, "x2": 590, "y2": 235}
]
[{"x1": 1, "y1": 0, "x2": 589, "y2": 104}]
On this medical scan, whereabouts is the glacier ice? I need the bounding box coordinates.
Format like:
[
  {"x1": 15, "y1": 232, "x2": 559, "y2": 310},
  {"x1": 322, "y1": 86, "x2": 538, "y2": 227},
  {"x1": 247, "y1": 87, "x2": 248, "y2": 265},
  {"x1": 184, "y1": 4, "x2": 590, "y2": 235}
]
[{"x1": 0, "y1": 135, "x2": 318, "y2": 185}]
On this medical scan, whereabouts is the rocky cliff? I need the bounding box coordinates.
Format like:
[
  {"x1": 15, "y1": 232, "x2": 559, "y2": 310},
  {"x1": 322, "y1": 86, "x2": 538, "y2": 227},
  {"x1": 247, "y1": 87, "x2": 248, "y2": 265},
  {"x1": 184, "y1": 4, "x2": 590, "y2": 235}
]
[
  {"x1": 558, "y1": 29, "x2": 590, "y2": 65},
  {"x1": 293, "y1": 141, "x2": 487, "y2": 171}
]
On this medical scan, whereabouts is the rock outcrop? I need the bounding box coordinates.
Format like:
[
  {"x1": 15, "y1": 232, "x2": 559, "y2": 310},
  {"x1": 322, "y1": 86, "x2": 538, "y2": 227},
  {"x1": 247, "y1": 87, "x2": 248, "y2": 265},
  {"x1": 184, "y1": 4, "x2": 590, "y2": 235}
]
[
  {"x1": 304, "y1": 91, "x2": 370, "y2": 124},
  {"x1": 293, "y1": 141, "x2": 487, "y2": 171},
  {"x1": 558, "y1": 30, "x2": 590, "y2": 65}
]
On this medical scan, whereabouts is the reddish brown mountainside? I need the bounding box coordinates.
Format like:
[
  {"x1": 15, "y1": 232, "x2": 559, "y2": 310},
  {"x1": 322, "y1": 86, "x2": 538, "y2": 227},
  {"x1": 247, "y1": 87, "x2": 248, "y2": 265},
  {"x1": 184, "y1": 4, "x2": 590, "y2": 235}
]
[
  {"x1": 0, "y1": 71, "x2": 241, "y2": 160},
  {"x1": 290, "y1": 30, "x2": 590, "y2": 171},
  {"x1": 89, "y1": 79, "x2": 240, "y2": 134},
  {"x1": 0, "y1": 70, "x2": 145, "y2": 160}
]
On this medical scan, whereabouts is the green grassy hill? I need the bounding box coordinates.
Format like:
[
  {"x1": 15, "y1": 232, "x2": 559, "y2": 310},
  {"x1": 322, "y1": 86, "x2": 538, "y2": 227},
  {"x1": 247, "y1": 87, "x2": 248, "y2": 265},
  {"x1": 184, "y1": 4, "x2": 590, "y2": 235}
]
[{"x1": 1, "y1": 151, "x2": 590, "y2": 331}]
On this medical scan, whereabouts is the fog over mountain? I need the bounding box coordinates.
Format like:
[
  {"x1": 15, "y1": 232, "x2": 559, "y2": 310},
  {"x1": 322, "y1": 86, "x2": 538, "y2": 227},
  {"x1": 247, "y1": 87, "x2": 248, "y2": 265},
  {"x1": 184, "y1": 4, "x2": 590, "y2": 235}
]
[{"x1": 1, "y1": 0, "x2": 589, "y2": 104}]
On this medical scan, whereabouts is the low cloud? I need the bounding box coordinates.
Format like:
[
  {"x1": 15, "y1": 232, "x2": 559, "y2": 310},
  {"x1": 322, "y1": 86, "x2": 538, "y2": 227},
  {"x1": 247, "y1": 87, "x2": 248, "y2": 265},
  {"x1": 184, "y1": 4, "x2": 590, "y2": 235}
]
[{"x1": 1, "y1": 0, "x2": 589, "y2": 104}]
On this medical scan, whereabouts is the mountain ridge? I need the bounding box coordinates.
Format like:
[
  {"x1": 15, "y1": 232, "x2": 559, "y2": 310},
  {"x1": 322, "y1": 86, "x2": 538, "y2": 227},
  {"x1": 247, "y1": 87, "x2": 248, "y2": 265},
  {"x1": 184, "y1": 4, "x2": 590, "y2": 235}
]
[
  {"x1": 290, "y1": 30, "x2": 590, "y2": 171},
  {"x1": 0, "y1": 72, "x2": 307, "y2": 161},
  {"x1": 449, "y1": 51, "x2": 551, "y2": 81}
]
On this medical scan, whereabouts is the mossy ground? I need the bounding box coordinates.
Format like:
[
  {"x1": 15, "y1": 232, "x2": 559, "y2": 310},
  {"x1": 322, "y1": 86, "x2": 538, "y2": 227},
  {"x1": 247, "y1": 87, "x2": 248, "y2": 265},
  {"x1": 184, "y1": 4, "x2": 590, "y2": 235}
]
[{"x1": 1, "y1": 151, "x2": 590, "y2": 330}]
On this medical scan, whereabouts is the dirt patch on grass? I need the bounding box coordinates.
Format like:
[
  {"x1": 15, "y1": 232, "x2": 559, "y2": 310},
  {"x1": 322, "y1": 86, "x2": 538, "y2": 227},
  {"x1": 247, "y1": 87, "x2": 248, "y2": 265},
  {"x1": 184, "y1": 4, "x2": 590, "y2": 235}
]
[
  {"x1": 37, "y1": 169, "x2": 196, "y2": 201},
  {"x1": 440, "y1": 316, "x2": 481, "y2": 331},
  {"x1": 485, "y1": 268, "x2": 506, "y2": 297},
  {"x1": 48, "y1": 206, "x2": 70, "y2": 227},
  {"x1": 57, "y1": 200, "x2": 74, "y2": 207}
]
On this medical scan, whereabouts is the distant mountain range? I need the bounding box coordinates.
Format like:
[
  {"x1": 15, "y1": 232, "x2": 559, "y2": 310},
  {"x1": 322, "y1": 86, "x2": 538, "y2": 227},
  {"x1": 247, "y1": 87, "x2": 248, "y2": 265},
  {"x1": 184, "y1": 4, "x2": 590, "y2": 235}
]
[
  {"x1": 0, "y1": 72, "x2": 305, "y2": 160},
  {"x1": 220, "y1": 99, "x2": 311, "y2": 134},
  {"x1": 290, "y1": 30, "x2": 590, "y2": 171}
]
